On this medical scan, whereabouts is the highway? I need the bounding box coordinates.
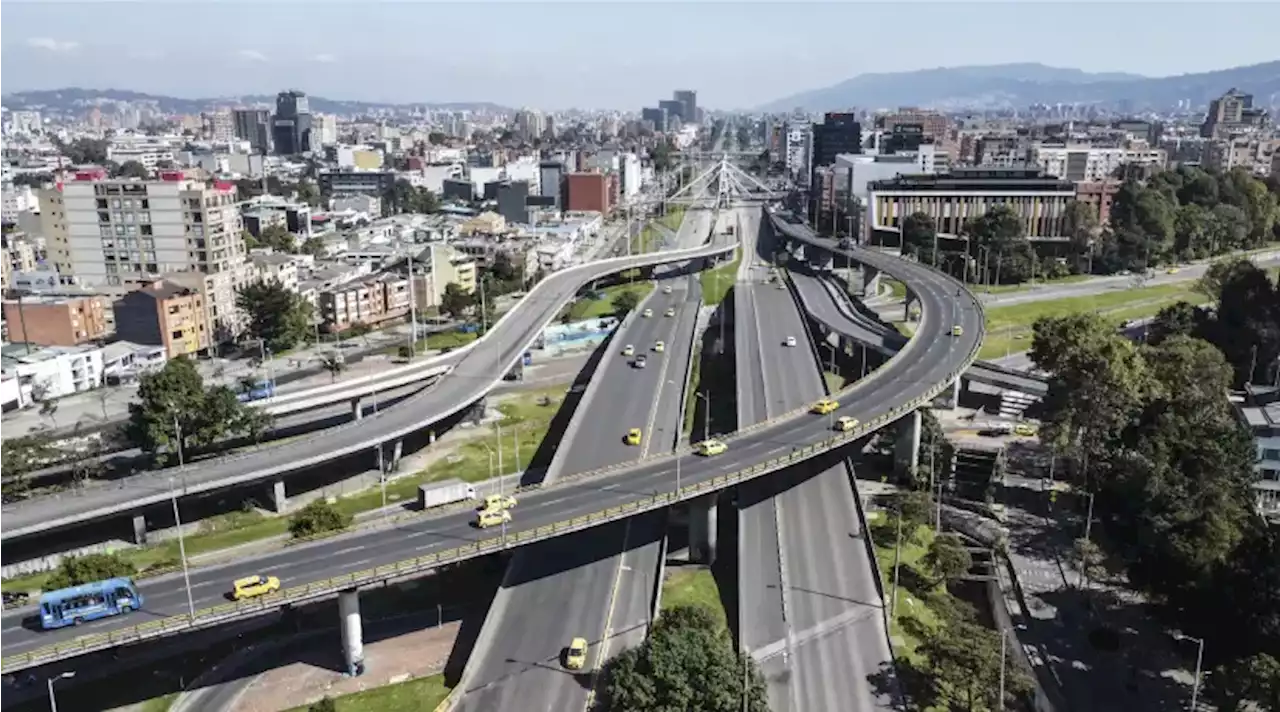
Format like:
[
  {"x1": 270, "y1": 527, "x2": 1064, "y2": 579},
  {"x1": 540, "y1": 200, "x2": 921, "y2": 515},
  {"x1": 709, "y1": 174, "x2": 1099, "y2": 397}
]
[
  {"x1": 737, "y1": 214, "x2": 895, "y2": 710},
  {"x1": 454, "y1": 208, "x2": 712, "y2": 712},
  {"x1": 3, "y1": 206, "x2": 983, "y2": 673},
  {"x1": 0, "y1": 238, "x2": 736, "y2": 544}
]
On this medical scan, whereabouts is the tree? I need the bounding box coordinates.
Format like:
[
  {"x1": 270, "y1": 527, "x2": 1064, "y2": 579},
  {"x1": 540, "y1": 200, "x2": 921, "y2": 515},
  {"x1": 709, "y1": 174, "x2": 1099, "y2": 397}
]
[
  {"x1": 899, "y1": 212, "x2": 937, "y2": 263},
  {"x1": 1206, "y1": 653, "x2": 1280, "y2": 712},
  {"x1": 596, "y1": 605, "x2": 768, "y2": 712},
  {"x1": 307, "y1": 698, "x2": 338, "y2": 712},
  {"x1": 236, "y1": 279, "x2": 313, "y2": 352},
  {"x1": 300, "y1": 236, "x2": 328, "y2": 258},
  {"x1": 45, "y1": 552, "x2": 134, "y2": 590},
  {"x1": 241, "y1": 229, "x2": 260, "y2": 250},
  {"x1": 256, "y1": 224, "x2": 296, "y2": 253},
  {"x1": 12, "y1": 171, "x2": 56, "y2": 188},
  {"x1": 1062, "y1": 200, "x2": 1100, "y2": 272},
  {"x1": 1073, "y1": 537, "x2": 1105, "y2": 582},
  {"x1": 440, "y1": 283, "x2": 475, "y2": 320},
  {"x1": 1147, "y1": 301, "x2": 1208, "y2": 345},
  {"x1": 611, "y1": 290, "x2": 641, "y2": 317},
  {"x1": 650, "y1": 141, "x2": 674, "y2": 173},
  {"x1": 916, "y1": 618, "x2": 1032, "y2": 711},
  {"x1": 295, "y1": 180, "x2": 321, "y2": 208},
  {"x1": 110, "y1": 160, "x2": 150, "y2": 180},
  {"x1": 964, "y1": 205, "x2": 1035, "y2": 284},
  {"x1": 39, "y1": 398, "x2": 60, "y2": 430},
  {"x1": 126, "y1": 357, "x2": 270, "y2": 466},
  {"x1": 57, "y1": 137, "x2": 109, "y2": 165},
  {"x1": 888, "y1": 490, "x2": 934, "y2": 533},
  {"x1": 1, "y1": 435, "x2": 56, "y2": 500},
  {"x1": 922, "y1": 533, "x2": 972, "y2": 586},
  {"x1": 288, "y1": 499, "x2": 352, "y2": 538},
  {"x1": 427, "y1": 132, "x2": 448, "y2": 145}
]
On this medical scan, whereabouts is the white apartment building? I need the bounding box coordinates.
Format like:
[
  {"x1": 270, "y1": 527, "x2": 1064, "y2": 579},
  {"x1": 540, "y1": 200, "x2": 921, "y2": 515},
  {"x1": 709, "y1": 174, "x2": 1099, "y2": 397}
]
[
  {"x1": 1029, "y1": 144, "x2": 1167, "y2": 183},
  {"x1": 107, "y1": 135, "x2": 179, "y2": 169},
  {"x1": 315, "y1": 114, "x2": 339, "y2": 147},
  {"x1": 1204, "y1": 138, "x2": 1280, "y2": 177},
  {"x1": 2, "y1": 182, "x2": 38, "y2": 222},
  {"x1": 1, "y1": 343, "x2": 104, "y2": 402},
  {"x1": 250, "y1": 252, "x2": 301, "y2": 293},
  {"x1": 6, "y1": 111, "x2": 43, "y2": 136},
  {"x1": 785, "y1": 121, "x2": 813, "y2": 184},
  {"x1": 1236, "y1": 394, "x2": 1280, "y2": 521}
]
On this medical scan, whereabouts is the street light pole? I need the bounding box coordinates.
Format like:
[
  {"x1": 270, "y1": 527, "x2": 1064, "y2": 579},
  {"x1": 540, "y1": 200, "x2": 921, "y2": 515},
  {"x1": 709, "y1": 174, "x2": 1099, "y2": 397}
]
[
  {"x1": 1190, "y1": 635, "x2": 1205, "y2": 712},
  {"x1": 997, "y1": 630, "x2": 1008, "y2": 710},
  {"x1": 697, "y1": 391, "x2": 711, "y2": 443},
  {"x1": 47, "y1": 671, "x2": 75, "y2": 712},
  {"x1": 169, "y1": 478, "x2": 195, "y2": 620},
  {"x1": 889, "y1": 508, "x2": 904, "y2": 618}
]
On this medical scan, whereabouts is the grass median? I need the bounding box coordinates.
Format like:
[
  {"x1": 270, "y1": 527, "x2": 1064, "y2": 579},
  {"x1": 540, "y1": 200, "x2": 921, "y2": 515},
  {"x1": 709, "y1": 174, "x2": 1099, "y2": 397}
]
[
  {"x1": 282, "y1": 674, "x2": 451, "y2": 712},
  {"x1": 868, "y1": 515, "x2": 942, "y2": 666},
  {"x1": 1, "y1": 386, "x2": 570, "y2": 595},
  {"x1": 661, "y1": 567, "x2": 727, "y2": 631},
  {"x1": 700, "y1": 250, "x2": 741, "y2": 306},
  {"x1": 568, "y1": 281, "x2": 655, "y2": 320}
]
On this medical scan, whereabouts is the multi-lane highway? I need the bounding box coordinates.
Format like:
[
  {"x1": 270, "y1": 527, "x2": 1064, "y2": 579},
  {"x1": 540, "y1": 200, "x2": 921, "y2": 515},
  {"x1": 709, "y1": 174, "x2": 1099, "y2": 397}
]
[
  {"x1": 3, "y1": 205, "x2": 984, "y2": 678},
  {"x1": 1, "y1": 239, "x2": 736, "y2": 544},
  {"x1": 454, "y1": 207, "x2": 712, "y2": 712},
  {"x1": 737, "y1": 213, "x2": 896, "y2": 711}
]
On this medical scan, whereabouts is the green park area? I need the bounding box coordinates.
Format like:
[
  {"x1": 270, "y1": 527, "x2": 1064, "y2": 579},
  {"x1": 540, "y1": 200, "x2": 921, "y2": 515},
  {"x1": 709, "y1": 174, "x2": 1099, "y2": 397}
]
[
  {"x1": 977, "y1": 281, "x2": 1200, "y2": 360},
  {"x1": 868, "y1": 515, "x2": 942, "y2": 666},
  {"x1": 699, "y1": 249, "x2": 741, "y2": 306},
  {"x1": 284, "y1": 674, "x2": 451, "y2": 712},
  {"x1": 566, "y1": 280, "x2": 655, "y2": 320},
  {"x1": 1, "y1": 386, "x2": 569, "y2": 595},
  {"x1": 631, "y1": 205, "x2": 688, "y2": 254},
  {"x1": 660, "y1": 567, "x2": 727, "y2": 631}
]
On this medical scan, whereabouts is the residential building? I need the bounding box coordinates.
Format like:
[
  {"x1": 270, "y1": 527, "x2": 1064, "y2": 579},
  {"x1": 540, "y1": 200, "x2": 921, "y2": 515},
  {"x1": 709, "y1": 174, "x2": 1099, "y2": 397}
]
[
  {"x1": 496, "y1": 180, "x2": 531, "y2": 225},
  {"x1": 5, "y1": 237, "x2": 38, "y2": 275},
  {"x1": 3, "y1": 183, "x2": 38, "y2": 224},
  {"x1": 100, "y1": 340, "x2": 167, "y2": 382},
  {"x1": 1029, "y1": 144, "x2": 1167, "y2": 183},
  {"x1": 2, "y1": 294, "x2": 111, "y2": 346},
  {"x1": 1, "y1": 342, "x2": 104, "y2": 401},
  {"x1": 319, "y1": 273, "x2": 411, "y2": 332},
  {"x1": 273, "y1": 90, "x2": 313, "y2": 155},
  {"x1": 1075, "y1": 181, "x2": 1122, "y2": 225},
  {"x1": 318, "y1": 170, "x2": 396, "y2": 200},
  {"x1": 250, "y1": 253, "x2": 301, "y2": 293},
  {"x1": 112, "y1": 278, "x2": 211, "y2": 358},
  {"x1": 1201, "y1": 88, "x2": 1270, "y2": 139},
  {"x1": 315, "y1": 114, "x2": 339, "y2": 147},
  {"x1": 564, "y1": 173, "x2": 610, "y2": 214},
  {"x1": 410, "y1": 243, "x2": 477, "y2": 310},
  {"x1": 876, "y1": 109, "x2": 950, "y2": 145},
  {"x1": 642, "y1": 107, "x2": 668, "y2": 133},
  {"x1": 619, "y1": 153, "x2": 642, "y2": 201},
  {"x1": 1235, "y1": 387, "x2": 1280, "y2": 520},
  {"x1": 784, "y1": 121, "x2": 813, "y2": 184},
  {"x1": 233, "y1": 108, "x2": 272, "y2": 153},
  {"x1": 204, "y1": 109, "x2": 235, "y2": 143},
  {"x1": 867, "y1": 167, "x2": 1077, "y2": 243},
  {"x1": 107, "y1": 135, "x2": 178, "y2": 169},
  {"x1": 1204, "y1": 138, "x2": 1280, "y2": 177},
  {"x1": 337, "y1": 147, "x2": 384, "y2": 170}
]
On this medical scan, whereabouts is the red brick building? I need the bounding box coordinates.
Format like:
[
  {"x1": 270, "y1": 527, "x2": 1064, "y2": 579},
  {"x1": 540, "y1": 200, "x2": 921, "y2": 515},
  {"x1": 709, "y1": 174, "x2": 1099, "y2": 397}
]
[
  {"x1": 2, "y1": 295, "x2": 111, "y2": 346},
  {"x1": 564, "y1": 172, "x2": 611, "y2": 215},
  {"x1": 1075, "y1": 180, "x2": 1122, "y2": 225}
]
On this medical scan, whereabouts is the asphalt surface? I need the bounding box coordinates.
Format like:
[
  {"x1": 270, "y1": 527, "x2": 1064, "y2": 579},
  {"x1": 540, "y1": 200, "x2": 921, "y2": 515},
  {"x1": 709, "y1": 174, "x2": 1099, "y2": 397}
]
[
  {"x1": 2, "y1": 209, "x2": 981, "y2": 669},
  {"x1": 737, "y1": 217, "x2": 896, "y2": 711},
  {"x1": 454, "y1": 209, "x2": 712, "y2": 712},
  {"x1": 1, "y1": 239, "x2": 736, "y2": 543},
  {"x1": 788, "y1": 267, "x2": 1048, "y2": 395}
]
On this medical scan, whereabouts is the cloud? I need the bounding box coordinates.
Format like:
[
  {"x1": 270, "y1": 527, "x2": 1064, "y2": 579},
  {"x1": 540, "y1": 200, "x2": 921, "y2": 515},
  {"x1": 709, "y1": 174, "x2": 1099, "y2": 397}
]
[
  {"x1": 312, "y1": 53, "x2": 337, "y2": 64},
  {"x1": 237, "y1": 49, "x2": 268, "y2": 62},
  {"x1": 128, "y1": 49, "x2": 166, "y2": 60},
  {"x1": 27, "y1": 37, "x2": 79, "y2": 53}
]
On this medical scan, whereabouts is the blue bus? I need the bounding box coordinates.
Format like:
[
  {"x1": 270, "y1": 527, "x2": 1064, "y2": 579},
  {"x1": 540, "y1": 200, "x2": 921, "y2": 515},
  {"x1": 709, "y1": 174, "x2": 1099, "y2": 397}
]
[{"x1": 39, "y1": 577, "x2": 144, "y2": 630}]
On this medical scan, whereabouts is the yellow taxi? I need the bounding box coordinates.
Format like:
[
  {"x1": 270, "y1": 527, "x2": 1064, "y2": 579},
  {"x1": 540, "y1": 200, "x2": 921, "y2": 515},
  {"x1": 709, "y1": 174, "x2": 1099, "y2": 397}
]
[
  {"x1": 834, "y1": 416, "x2": 859, "y2": 432},
  {"x1": 625, "y1": 428, "x2": 643, "y2": 446},
  {"x1": 1165, "y1": 267, "x2": 1181, "y2": 275},
  {"x1": 811, "y1": 398, "x2": 839, "y2": 415},
  {"x1": 622, "y1": 344, "x2": 635, "y2": 356},
  {"x1": 951, "y1": 325, "x2": 964, "y2": 337},
  {"x1": 231, "y1": 574, "x2": 281, "y2": 601},
  {"x1": 477, "y1": 494, "x2": 517, "y2": 512},
  {"x1": 1014, "y1": 422, "x2": 1039, "y2": 437},
  {"x1": 654, "y1": 341, "x2": 666, "y2": 353},
  {"x1": 695, "y1": 439, "x2": 727, "y2": 456},
  {"x1": 642, "y1": 308, "x2": 653, "y2": 318},
  {"x1": 564, "y1": 637, "x2": 588, "y2": 670},
  {"x1": 474, "y1": 508, "x2": 512, "y2": 528},
  {"x1": 665, "y1": 307, "x2": 676, "y2": 317}
]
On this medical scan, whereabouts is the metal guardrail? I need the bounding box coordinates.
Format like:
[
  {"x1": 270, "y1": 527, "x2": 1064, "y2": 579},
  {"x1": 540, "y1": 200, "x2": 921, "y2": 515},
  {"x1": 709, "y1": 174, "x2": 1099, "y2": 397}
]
[{"x1": 0, "y1": 215, "x2": 985, "y2": 675}]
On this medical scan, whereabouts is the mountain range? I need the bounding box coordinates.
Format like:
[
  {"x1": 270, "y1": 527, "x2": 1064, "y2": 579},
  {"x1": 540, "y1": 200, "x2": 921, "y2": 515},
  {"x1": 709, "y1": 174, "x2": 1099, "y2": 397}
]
[
  {"x1": 759, "y1": 60, "x2": 1280, "y2": 113},
  {"x1": 0, "y1": 88, "x2": 511, "y2": 116}
]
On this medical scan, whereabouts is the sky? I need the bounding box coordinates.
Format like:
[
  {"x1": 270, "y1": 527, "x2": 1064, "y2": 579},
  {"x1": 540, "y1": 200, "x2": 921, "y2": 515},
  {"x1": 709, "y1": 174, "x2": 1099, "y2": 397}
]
[{"x1": 3, "y1": 1, "x2": 1279, "y2": 110}]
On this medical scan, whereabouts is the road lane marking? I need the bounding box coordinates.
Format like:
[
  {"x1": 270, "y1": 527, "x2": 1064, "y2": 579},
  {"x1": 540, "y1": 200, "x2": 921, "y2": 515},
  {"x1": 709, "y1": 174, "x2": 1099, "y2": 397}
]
[{"x1": 583, "y1": 519, "x2": 633, "y2": 712}]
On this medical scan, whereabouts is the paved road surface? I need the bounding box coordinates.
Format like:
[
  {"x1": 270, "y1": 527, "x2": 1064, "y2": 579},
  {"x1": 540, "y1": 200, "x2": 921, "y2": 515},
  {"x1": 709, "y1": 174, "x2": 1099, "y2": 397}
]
[{"x1": 454, "y1": 209, "x2": 711, "y2": 712}]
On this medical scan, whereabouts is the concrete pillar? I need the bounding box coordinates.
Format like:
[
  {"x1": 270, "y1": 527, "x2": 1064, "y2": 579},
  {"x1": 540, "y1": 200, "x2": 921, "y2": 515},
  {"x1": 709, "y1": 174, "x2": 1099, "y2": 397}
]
[
  {"x1": 894, "y1": 410, "x2": 922, "y2": 478},
  {"x1": 132, "y1": 514, "x2": 147, "y2": 545},
  {"x1": 338, "y1": 589, "x2": 365, "y2": 676},
  {"x1": 951, "y1": 378, "x2": 962, "y2": 409},
  {"x1": 863, "y1": 266, "x2": 880, "y2": 297},
  {"x1": 688, "y1": 494, "x2": 718, "y2": 565},
  {"x1": 268, "y1": 479, "x2": 287, "y2": 513},
  {"x1": 351, "y1": 397, "x2": 365, "y2": 421},
  {"x1": 904, "y1": 290, "x2": 917, "y2": 322}
]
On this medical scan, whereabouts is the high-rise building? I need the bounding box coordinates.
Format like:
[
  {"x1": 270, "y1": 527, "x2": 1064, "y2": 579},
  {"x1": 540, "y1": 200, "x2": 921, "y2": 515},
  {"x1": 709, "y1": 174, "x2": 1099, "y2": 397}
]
[
  {"x1": 48, "y1": 169, "x2": 250, "y2": 340},
  {"x1": 1201, "y1": 88, "x2": 1270, "y2": 138},
  {"x1": 233, "y1": 108, "x2": 272, "y2": 153},
  {"x1": 674, "y1": 90, "x2": 698, "y2": 125},
  {"x1": 539, "y1": 161, "x2": 565, "y2": 208},
  {"x1": 659, "y1": 100, "x2": 685, "y2": 127},
  {"x1": 314, "y1": 114, "x2": 338, "y2": 147},
  {"x1": 205, "y1": 109, "x2": 235, "y2": 143},
  {"x1": 642, "y1": 107, "x2": 668, "y2": 132},
  {"x1": 272, "y1": 90, "x2": 313, "y2": 155},
  {"x1": 812, "y1": 112, "x2": 863, "y2": 170},
  {"x1": 514, "y1": 109, "x2": 545, "y2": 140},
  {"x1": 784, "y1": 120, "x2": 813, "y2": 184},
  {"x1": 564, "y1": 172, "x2": 610, "y2": 214},
  {"x1": 495, "y1": 180, "x2": 531, "y2": 224}
]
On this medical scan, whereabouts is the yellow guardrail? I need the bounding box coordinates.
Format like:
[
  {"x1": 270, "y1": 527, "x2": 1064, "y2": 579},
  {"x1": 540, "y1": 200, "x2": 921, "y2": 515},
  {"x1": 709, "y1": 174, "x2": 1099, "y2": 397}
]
[{"x1": 0, "y1": 239, "x2": 984, "y2": 675}]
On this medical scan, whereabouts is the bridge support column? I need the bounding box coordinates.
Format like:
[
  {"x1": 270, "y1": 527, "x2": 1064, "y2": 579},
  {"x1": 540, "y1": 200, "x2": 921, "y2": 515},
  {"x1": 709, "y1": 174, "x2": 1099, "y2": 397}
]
[
  {"x1": 268, "y1": 479, "x2": 287, "y2": 513},
  {"x1": 862, "y1": 266, "x2": 880, "y2": 297},
  {"x1": 132, "y1": 514, "x2": 147, "y2": 545},
  {"x1": 895, "y1": 410, "x2": 922, "y2": 478},
  {"x1": 904, "y1": 290, "x2": 917, "y2": 322},
  {"x1": 950, "y1": 378, "x2": 962, "y2": 409},
  {"x1": 338, "y1": 589, "x2": 365, "y2": 676},
  {"x1": 688, "y1": 494, "x2": 718, "y2": 565},
  {"x1": 808, "y1": 252, "x2": 834, "y2": 271},
  {"x1": 351, "y1": 397, "x2": 364, "y2": 421}
]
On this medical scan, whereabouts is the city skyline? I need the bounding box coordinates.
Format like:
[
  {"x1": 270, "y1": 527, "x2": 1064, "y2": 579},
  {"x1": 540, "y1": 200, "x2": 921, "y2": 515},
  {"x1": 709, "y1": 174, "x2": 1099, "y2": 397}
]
[{"x1": 3, "y1": 1, "x2": 1279, "y2": 110}]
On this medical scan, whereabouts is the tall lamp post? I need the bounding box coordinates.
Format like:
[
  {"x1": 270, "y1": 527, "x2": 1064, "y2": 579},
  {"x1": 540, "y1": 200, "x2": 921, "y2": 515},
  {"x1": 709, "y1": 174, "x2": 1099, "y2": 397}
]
[
  {"x1": 169, "y1": 477, "x2": 195, "y2": 619},
  {"x1": 47, "y1": 671, "x2": 75, "y2": 712},
  {"x1": 696, "y1": 392, "x2": 711, "y2": 443},
  {"x1": 1173, "y1": 632, "x2": 1205, "y2": 711}
]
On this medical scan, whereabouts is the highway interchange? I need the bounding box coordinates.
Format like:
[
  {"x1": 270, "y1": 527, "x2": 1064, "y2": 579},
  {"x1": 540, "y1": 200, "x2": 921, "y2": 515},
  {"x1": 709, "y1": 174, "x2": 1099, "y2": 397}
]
[{"x1": 3, "y1": 165, "x2": 986, "y2": 712}]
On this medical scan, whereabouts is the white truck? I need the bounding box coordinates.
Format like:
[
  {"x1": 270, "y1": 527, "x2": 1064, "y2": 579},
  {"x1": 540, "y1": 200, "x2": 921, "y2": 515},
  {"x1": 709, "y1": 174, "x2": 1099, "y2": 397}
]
[{"x1": 418, "y1": 479, "x2": 478, "y2": 509}]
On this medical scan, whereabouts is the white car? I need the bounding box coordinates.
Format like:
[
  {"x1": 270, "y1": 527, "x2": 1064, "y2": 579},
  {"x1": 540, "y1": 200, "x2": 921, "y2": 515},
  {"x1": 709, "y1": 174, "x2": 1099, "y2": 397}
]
[
  {"x1": 785, "y1": 336, "x2": 797, "y2": 347},
  {"x1": 662, "y1": 285, "x2": 673, "y2": 294}
]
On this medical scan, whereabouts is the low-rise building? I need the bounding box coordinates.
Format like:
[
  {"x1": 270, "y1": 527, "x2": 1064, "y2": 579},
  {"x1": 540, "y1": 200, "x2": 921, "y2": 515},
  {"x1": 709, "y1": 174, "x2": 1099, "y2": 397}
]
[
  {"x1": 2, "y1": 294, "x2": 111, "y2": 346},
  {"x1": 250, "y1": 252, "x2": 301, "y2": 293},
  {"x1": 112, "y1": 278, "x2": 211, "y2": 358},
  {"x1": 1235, "y1": 386, "x2": 1280, "y2": 521},
  {"x1": 319, "y1": 273, "x2": 411, "y2": 332},
  {"x1": 1, "y1": 342, "x2": 105, "y2": 401},
  {"x1": 409, "y1": 243, "x2": 477, "y2": 310}
]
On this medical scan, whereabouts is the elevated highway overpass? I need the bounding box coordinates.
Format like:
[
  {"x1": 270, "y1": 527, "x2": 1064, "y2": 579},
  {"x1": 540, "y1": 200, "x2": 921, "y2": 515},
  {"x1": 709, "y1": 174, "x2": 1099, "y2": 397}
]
[{"x1": 1, "y1": 205, "x2": 984, "y2": 677}]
